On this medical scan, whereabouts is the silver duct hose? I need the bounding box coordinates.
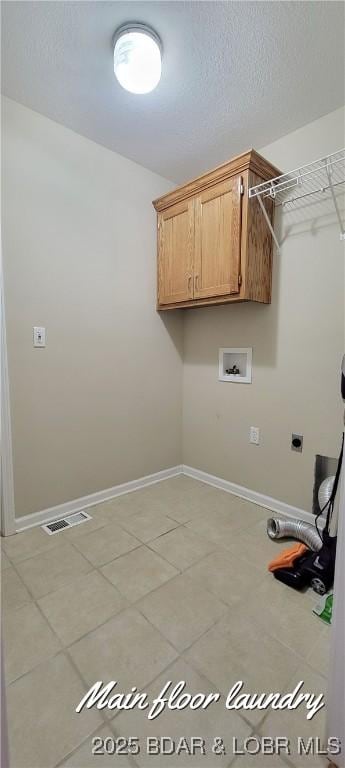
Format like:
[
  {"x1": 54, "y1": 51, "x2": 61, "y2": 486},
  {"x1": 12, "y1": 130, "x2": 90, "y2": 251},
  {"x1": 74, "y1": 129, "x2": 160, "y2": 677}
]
[{"x1": 267, "y1": 517, "x2": 322, "y2": 552}]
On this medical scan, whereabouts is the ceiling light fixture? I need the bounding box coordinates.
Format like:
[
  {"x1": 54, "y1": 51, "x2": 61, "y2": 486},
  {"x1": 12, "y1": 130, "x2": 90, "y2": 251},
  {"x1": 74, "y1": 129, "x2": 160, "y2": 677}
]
[{"x1": 113, "y1": 23, "x2": 162, "y2": 95}]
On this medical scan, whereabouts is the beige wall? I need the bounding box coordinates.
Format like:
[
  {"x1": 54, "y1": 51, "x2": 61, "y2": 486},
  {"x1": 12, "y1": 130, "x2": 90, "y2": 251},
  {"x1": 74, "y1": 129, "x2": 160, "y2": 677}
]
[
  {"x1": 2, "y1": 97, "x2": 183, "y2": 518},
  {"x1": 183, "y1": 107, "x2": 345, "y2": 511},
  {"x1": 3, "y1": 98, "x2": 345, "y2": 520}
]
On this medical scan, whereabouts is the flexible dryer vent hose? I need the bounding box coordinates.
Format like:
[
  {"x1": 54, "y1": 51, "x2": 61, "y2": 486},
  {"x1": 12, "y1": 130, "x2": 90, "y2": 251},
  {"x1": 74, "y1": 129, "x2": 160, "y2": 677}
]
[{"x1": 267, "y1": 517, "x2": 322, "y2": 552}]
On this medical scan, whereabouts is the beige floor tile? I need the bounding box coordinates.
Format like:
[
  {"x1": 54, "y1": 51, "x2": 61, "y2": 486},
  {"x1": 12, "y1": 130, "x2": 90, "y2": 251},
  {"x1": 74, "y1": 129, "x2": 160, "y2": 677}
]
[
  {"x1": 2, "y1": 525, "x2": 64, "y2": 563},
  {"x1": 149, "y1": 526, "x2": 216, "y2": 570},
  {"x1": 162, "y1": 498, "x2": 207, "y2": 524},
  {"x1": 185, "y1": 551, "x2": 264, "y2": 607},
  {"x1": 94, "y1": 488, "x2": 167, "y2": 522},
  {"x1": 149, "y1": 489, "x2": 213, "y2": 523},
  {"x1": 242, "y1": 578, "x2": 324, "y2": 659},
  {"x1": 69, "y1": 608, "x2": 178, "y2": 698},
  {"x1": 306, "y1": 625, "x2": 330, "y2": 679},
  {"x1": 232, "y1": 749, "x2": 289, "y2": 767},
  {"x1": 2, "y1": 565, "x2": 32, "y2": 613},
  {"x1": 101, "y1": 546, "x2": 178, "y2": 602},
  {"x1": 1, "y1": 549, "x2": 11, "y2": 569},
  {"x1": 289, "y1": 757, "x2": 329, "y2": 768},
  {"x1": 116, "y1": 478, "x2": 228, "y2": 525},
  {"x1": 3, "y1": 602, "x2": 61, "y2": 683},
  {"x1": 181, "y1": 481, "x2": 233, "y2": 500},
  {"x1": 133, "y1": 476, "x2": 204, "y2": 505},
  {"x1": 231, "y1": 498, "x2": 269, "y2": 524},
  {"x1": 38, "y1": 570, "x2": 127, "y2": 645},
  {"x1": 172, "y1": 492, "x2": 234, "y2": 522},
  {"x1": 259, "y1": 570, "x2": 307, "y2": 608},
  {"x1": 7, "y1": 653, "x2": 102, "y2": 768},
  {"x1": 288, "y1": 758, "x2": 329, "y2": 768},
  {"x1": 149, "y1": 475, "x2": 204, "y2": 497},
  {"x1": 303, "y1": 585, "x2": 327, "y2": 608},
  {"x1": 185, "y1": 611, "x2": 300, "y2": 726},
  {"x1": 116, "y1": 503, "x2": 169, "y2": 527},
  {"x1": 59, "y1": 725, "x2": 135, "y2": 767},
  {"x1": 230, "y1": 520, "x2": 294, "y2": 572},
  {"x1": 137, "y1": 573, "x2": 227, "y2": 651},
  {"x1": 186, "y1": 506, "x2": 265, "y2": 551},
  {"x1": 119, "y1": 509, "x2": 179, "y2": 543},
  {"x1": 145, "y1": 479, "x2": 219, "y2": 522},
  {"x1": 16, "y1": 541, "x2": 92, "y2": 599},
  {"x1": 72, "y1": 522, "x2": 140, "y2": 566},
  {"x1": 84, "y1": 495, "x2": 148, "y2": 526},
  {"x1": 113, "y1": 657, "x2": 251, "y2": 766},
  {"x1": 2, "y1": 482, "x2": 329, "y2": 768},
  {"x1": 197, "y1": 492, "x2": 267, "y2": 526},
  {"x1": 61, "y1": 508, "x2": 112, "y2": 540},
  {"x1": 144, "y1": 496, "x2": 198, "y2": 521},
  {"x1": 260, "y1": 665, "x2": 327, "y2": 767},
  {"x1": 138, "y1": 489, "x2": 172, "y2": 506},
  {"x1": 291, "y1": 583, "x2": 320, "y2": 610}
]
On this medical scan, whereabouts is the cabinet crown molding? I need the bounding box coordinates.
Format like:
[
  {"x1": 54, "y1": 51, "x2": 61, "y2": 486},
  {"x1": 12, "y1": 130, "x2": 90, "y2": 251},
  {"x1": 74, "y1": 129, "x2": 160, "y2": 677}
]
[{"x1": 153, "y1": 149, "x2": 281, "y2": 212}]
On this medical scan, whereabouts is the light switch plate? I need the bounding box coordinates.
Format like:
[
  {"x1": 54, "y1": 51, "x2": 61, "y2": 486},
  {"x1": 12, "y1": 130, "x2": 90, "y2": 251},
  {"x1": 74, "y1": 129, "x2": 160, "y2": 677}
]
[{"x1": 33, "y1": 326, "x2": 46, "y2": 347}]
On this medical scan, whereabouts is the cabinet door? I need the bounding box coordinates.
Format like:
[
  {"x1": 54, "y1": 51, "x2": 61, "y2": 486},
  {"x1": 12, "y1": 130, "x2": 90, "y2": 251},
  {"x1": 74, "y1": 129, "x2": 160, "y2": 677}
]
[
  {"x1": 194, "y1": 176, "x2": 242, "y2": 299},
  {"x1": 157, "y1": 199, "x2": 194, "y2": 305}
]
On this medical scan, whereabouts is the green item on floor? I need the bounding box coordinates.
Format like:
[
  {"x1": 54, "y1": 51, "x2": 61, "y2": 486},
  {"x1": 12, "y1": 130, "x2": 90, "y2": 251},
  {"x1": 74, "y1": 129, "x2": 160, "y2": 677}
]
[{"x1": 313, "y1": 592, "x2": 333, "y2": 624}]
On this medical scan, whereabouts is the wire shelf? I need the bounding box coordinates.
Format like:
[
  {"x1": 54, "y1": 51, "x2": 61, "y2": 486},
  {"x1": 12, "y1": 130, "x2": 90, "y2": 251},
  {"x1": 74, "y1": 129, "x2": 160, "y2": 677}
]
[{"x1": 248, "y1": 149, "x2": 345, "y2": 249}]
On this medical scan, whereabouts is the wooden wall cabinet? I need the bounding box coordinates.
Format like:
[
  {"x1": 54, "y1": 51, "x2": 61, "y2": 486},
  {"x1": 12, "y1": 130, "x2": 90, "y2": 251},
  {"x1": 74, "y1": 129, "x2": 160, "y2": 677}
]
[{"x1": 153, "y1": 149, "x2": 280, "y2": 310}]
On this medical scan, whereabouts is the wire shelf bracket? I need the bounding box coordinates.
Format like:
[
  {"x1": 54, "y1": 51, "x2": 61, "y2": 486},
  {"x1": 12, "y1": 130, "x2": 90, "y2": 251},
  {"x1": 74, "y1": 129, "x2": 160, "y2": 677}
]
[{"x1": 249, "y1": 149, "x2": 345, "y2": 252}]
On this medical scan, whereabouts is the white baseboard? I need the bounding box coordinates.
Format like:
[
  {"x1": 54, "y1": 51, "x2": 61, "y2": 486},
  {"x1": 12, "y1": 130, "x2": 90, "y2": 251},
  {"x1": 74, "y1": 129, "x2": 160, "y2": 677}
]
[
  {"x1": 15, "y1": 461, "x2": 317, "y2": 534},
  {"x1": 182, "y1": 464, "x2": 317, "y2": 526},
  {"x1": 15, "y1": 465, "x2": 183, "y2": 532}
]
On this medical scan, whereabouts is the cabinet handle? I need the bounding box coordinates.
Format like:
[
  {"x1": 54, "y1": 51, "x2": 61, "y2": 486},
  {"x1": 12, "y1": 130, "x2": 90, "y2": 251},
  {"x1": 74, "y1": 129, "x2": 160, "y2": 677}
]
[
  {"x1": 188, "y1": 275, "x2": 192, "y2": 293},
  {"x1": 194, "y1": 274, "x2": 199, "y2": 291}
]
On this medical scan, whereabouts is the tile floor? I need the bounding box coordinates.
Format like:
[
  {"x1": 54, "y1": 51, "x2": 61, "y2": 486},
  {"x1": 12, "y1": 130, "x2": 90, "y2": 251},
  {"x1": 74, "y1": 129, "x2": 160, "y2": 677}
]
[{"x1": 1, "y1": 476, "x2": 330, "y2": 768}]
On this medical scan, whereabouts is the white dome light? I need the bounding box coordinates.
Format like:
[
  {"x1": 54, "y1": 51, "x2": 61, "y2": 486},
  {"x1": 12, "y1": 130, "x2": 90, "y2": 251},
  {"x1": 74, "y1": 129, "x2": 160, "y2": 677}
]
[{"x1": 113, "y1": 24, "x2": 162, "y2": 95}]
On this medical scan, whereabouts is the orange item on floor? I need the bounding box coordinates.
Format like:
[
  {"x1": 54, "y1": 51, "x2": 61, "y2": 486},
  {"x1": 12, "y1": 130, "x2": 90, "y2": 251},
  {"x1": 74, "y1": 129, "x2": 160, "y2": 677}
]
[{"x1": 268, "y1": 542, "x2": 309, "y2": 573}]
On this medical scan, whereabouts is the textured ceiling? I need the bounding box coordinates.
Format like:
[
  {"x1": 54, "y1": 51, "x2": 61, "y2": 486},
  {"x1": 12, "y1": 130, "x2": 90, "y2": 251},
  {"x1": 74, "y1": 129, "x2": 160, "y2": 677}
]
[{"x1": 1, "y1": 1, "x2": 344, "y2": 182}]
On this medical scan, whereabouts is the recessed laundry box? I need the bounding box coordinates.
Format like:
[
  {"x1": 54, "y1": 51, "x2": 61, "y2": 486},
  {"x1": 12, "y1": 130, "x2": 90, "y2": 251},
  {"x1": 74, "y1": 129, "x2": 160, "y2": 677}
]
[{"x1": 218, "y1": 347, "x2": 252, "y2": 383}]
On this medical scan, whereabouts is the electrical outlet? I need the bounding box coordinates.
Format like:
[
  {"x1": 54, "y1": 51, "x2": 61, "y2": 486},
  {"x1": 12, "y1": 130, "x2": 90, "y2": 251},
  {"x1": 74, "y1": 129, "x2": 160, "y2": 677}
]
[
  {"x1": 33, "y1": 326, "x2": 46, "y2": 347},
  {"x1": 250, "y1": 426, "x2": 260, "y2": 445}
]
